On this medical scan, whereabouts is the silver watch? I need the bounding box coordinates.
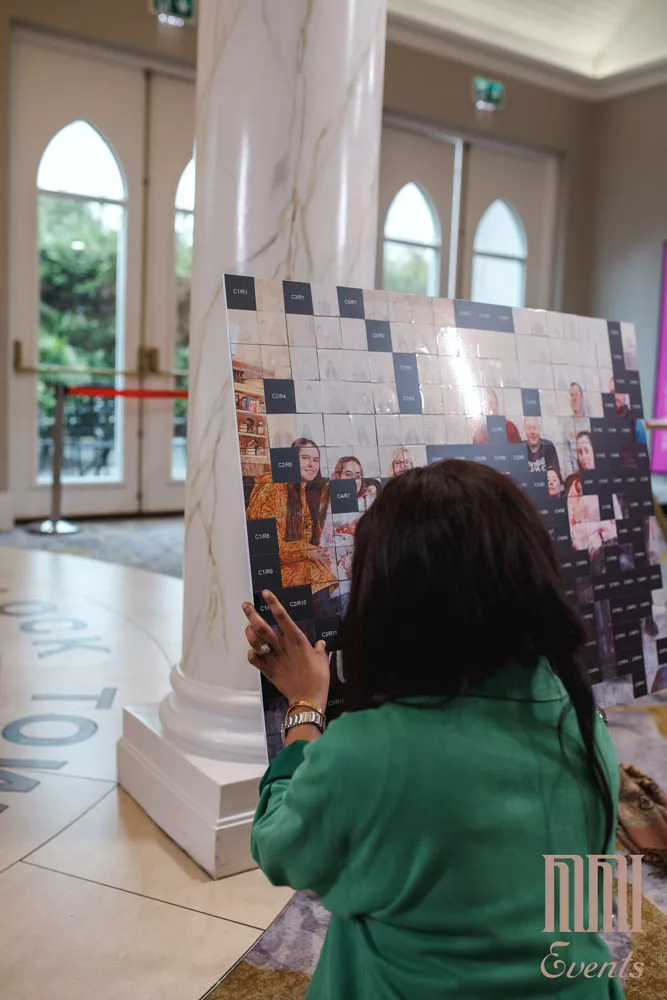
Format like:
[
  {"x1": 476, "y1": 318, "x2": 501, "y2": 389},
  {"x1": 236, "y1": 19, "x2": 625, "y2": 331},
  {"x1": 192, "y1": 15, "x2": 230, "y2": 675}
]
[{"x1": 281, "y1": 709, "x2": 326, "y2": 743}]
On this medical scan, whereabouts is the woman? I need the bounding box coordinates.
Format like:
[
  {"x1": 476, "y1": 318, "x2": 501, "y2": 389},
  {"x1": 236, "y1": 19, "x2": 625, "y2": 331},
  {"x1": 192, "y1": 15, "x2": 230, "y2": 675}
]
[
  {"x1": 242, "y1": 460, "x2": 622, "y2": 999},
  {"x1": 246, "y1": 438, "x2": 335, "y2": 590},
  {"x1": 332, "y1": 455, "x2": 377, "y2": 509},
  {"x1": 387, "y1": 446, "x2": 413, "y2": 477},
  {"x1": 547, "y1": 465, "x2": 565, "y2": 498}
]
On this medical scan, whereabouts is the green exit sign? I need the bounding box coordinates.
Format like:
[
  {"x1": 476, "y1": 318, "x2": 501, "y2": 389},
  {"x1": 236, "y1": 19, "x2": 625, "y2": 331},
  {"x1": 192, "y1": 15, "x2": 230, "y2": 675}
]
[
  {"x1": 473, "y1": 76, "x2": 505, "y2": 112},
  {"x1": 150, "y1": 0, "x2": 196, "y2": 24}
]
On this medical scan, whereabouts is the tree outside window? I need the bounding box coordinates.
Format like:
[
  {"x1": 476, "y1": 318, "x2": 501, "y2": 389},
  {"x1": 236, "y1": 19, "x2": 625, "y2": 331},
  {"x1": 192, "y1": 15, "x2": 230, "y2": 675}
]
[
  {"x1": 382, "y1": 183, "x2": 441, "y2": 297},
  {"x1": 37, "y1": 120, "x2": 126, "y2": 481}
]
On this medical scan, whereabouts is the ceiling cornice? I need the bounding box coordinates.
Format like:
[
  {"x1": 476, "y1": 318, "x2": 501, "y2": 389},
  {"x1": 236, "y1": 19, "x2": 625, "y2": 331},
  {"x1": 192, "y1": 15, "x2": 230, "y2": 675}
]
[{"x1": 386, "y1": 13, "x2": 667, "y2": 103}]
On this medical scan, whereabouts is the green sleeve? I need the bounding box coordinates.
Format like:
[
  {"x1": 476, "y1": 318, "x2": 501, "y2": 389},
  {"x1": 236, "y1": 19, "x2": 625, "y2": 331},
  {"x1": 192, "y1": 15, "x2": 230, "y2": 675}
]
[{"x1": 250, "y1": 711, "x2": 391, "y2": 914}]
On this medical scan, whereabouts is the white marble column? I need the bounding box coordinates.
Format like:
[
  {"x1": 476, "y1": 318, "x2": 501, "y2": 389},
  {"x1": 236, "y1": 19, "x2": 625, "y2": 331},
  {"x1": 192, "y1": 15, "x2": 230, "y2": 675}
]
[{"x1": 119, "y1": 0, "x2": 387, "y2": 877}]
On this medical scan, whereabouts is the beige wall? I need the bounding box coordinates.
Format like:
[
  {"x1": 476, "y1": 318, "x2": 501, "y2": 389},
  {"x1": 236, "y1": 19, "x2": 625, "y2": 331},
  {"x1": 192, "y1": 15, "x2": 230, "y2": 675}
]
[
  {"x1": 0, "y1": 9, "x2": 602, "y2": 504},
  {"x1": 383, "y1": 42, "x2": 597, "y2": 317},
  {"x1": 591, "y1": 85, "x2": 666, "y2": 423}
]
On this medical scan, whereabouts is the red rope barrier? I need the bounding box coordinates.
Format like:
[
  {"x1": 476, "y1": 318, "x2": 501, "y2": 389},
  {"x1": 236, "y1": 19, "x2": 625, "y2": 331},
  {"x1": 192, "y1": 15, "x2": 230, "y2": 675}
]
[{"x1": 64, "y1": 387, "x2": 188, "y2": 399}]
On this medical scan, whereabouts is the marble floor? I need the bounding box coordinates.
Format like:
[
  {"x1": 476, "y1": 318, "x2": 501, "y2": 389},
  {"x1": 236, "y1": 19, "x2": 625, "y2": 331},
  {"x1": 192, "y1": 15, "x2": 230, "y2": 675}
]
[{"x1": 0, "y1": 546, "x2": 292, "y2": 1000}]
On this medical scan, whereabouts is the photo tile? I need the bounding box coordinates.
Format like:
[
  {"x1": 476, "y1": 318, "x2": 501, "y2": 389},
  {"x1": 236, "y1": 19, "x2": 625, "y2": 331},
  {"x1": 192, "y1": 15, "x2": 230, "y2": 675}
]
[
  {"x1": 392, "y1": 322, "x2": 416, "y2": 354},
  {"x1": 369, "y1": 352, "x2": 396, "y2": 383},
  {"x1": 412, "y1": 297, "x2": 435, "y2": 325},
  {"x1": 350, "y1": 414, "x2": 378, "y2": 448},
  {"x1": 423, "y1": 414, "x2": 448, "y2": 444},
  {"x1": 413, "y1": 325, "x2": 438, "y2": 355},
  {"x1": 327, "y1": 444, "x2": 380, "y2": 481},
  {"x1": 314, "y1": 316, "x2": 343, "y2": 350},
  {"x1": 310, "y1": 283, "x2": 339, "y2": 317},
  {"x1": 479, "y1": 359, "x2": 503, "y2": 387},
  {"x1": 388, "y1": 292, "x2": 414, "y2": 323},
  {"x1": 349, "y1": 383, "x2": 375, "y2": 414},
  {"x1": 295, "y1": 412, "x2": 325, "y2": 446},
  {"x1": 417, "y1": 354, "x2": 441, "y2": 385},
  {"x1": 436, "y1": 326, "x2": 461, "y2": 357},
  {"x1": 286, "y1": 312, "x2": 316, "y2": 347},
  {"x1": 318, "y1": 348, "x2": 346, "y2": 381},
  {"x1": 341, "y1": 317, "x2": 368, "y2": 351},
  {"x1": 373, "y1": 383, "x2": 400, "y2": 414},
  {"x1": 400, "y1": 414, "x2": 425, "y2": 445},
  {"x1": 324, "y1": 413, "x2": 353, "y2": 447},
  {"x1": 363, "y1": 288, "x2": 390, "y2": 321},
  {"x1": 232, "y1": 343, "x2": 262, "y2": 369},
  {"x1": 514, "y1": 308, "x2": 549, "y2": 338},
  {"x1": 266, "y1": 414, "x2": 297, "y2": 449},
  {"x1": 441, "y1": 386, "x2": 465, "y2": 414},
  {"x1": 258, "y1": 311, "x2": 288, "y2": 346},
  {"x1": 422, "y1": 384, "x2": 445, "y2": 414},
  {"x1": 228, "y1": 307, "x2": 260, "y2": 345},
  {"x1": 261, "y1": 345, "x2": 291, "y2": 380},
  {"x1": 322, "y1": 380, "x2": 351, "y2": 414},
  {"x1": 294, "y1": 379, "x2": 323, "y2": 413},
  {"x1": 433, "y1": 297, "x2": 456, "y2": 326},
  {"x1": 290, "y1": 346, "x2": 320, "y2": 381},
  {"x1": 344, "y1": 350, "x2": 371, "y2": 383},
  {"x1": 375, "y1": 414, "x2": 401, "y2": 446}
]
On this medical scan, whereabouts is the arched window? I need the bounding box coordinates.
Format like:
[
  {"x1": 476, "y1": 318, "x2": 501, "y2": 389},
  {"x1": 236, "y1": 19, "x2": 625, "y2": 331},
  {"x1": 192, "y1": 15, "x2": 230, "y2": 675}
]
[
  {"x1": 37, "y1": 120, "x2": 126, "y2": 482},
  {"x1": 172, "y1": 157, "x2": 194, "y2": 480},
  {"x1": 382, "y1": 183, "x2": 441, "y2": 296},
  {"x1": 471, "y1": 199, "x2": 527, "y2": 308}
]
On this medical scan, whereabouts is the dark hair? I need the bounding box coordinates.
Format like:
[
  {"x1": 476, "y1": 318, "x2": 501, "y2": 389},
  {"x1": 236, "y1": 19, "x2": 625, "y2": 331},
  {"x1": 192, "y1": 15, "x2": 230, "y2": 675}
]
[
  {"x1": 546, "y1": 465, "x2": 564, "y2": 489},
  {"x1": 341, "y1": 460, "x2": 614, "y2": 852},
  {"x1": 576, "y1": 430, "x2": 593, "y2": 446},
  {"x1": 565, "y1": 472, "x2": 581, "y2": 496},
  {"x1": 285, "y1": 438, "x2": 327, "y2": 545},
  {"x1": 570, "y1": 382, "x2": 583, "y2": 393}
]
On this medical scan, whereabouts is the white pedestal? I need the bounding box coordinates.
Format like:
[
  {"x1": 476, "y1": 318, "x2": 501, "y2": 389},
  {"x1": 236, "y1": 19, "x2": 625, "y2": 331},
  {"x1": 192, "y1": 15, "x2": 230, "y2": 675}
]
[{"x1": 118, "y1": 705, "x2": 266, "y2": 878}]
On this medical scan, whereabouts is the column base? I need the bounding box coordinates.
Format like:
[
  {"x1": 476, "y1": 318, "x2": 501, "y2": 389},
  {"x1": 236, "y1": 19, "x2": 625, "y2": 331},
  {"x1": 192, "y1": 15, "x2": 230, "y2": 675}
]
[{"x1": 118, "y1": 704, "x2": 267, "y2": 878}]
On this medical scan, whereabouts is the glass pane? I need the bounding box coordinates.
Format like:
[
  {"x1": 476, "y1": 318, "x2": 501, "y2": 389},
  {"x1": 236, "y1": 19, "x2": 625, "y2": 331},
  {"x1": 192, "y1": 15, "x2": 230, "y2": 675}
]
[
  {"x1": 473, "y1": 199, "x2": 526, "y2": 258},
  {"x1": 37, "y1": 121, "x2": 125, "y2": 202},
  {"x1": 383, "y1": 240, "x2": 439, "y2": 296},
  {"x1": 175, "y1": 158, "x2": 195, "y2": 212},
  {"x1": 384, "y1": 183, "x2": 440, "y2": 246},
  {"x1": 471, "y1": 253, "x2": 525, "y2": 308},
  {"x1": 37, "y1": 193, "x2": 123, "y2": 482},
  {"x1": 172, "y1": 209, "x2": 193, "y2": 480}
]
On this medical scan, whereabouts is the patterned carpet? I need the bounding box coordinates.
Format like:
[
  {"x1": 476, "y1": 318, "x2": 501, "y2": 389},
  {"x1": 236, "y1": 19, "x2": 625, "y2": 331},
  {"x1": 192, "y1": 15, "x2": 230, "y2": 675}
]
[
  {"x1": 2, "y1": 517, "x2": 666, "y2": 998},
  {"x1": 0, "y1": 516, "x2": 185, "y2": 578}
]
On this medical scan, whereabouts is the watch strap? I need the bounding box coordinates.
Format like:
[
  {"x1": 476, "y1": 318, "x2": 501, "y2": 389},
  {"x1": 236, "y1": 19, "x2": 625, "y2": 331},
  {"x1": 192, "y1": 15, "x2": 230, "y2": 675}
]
[{"x1": 281, "y1": 709, "x2": 326, "y2": 743}]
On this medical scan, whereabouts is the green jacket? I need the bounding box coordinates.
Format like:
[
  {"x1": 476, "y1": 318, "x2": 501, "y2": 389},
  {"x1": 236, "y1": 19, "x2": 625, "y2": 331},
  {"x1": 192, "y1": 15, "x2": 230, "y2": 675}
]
[{"x1": 251, "y1": 659, "x2": 626, "y2": 999}]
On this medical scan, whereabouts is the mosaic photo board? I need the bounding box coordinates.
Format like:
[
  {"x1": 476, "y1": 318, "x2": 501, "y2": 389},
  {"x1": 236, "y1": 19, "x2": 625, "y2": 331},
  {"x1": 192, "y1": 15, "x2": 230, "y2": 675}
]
[{"x1": 224, "y1": 274, "x2": 666, "y2": 756}]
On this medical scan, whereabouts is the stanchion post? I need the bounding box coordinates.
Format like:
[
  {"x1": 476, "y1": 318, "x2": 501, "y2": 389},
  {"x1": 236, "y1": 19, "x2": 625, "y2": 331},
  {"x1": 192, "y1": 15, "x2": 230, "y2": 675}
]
[{"x1": 27, "y1": 383, "x2": 80, "y2": 535}]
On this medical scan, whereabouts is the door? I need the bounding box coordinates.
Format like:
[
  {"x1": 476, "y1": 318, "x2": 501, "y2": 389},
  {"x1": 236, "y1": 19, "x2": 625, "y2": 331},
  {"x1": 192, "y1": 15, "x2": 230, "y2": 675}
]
[
  {"x1": 9, "y1": 38, "x2": 145, "y2": 518},
  {"x1": 141, "y1": 73, "x2": 195, "y2": 513},
  {"x1": 9, "y1": 35, "x2": 196, "y2": 520},
  {"x1": 460, "y1": 143, "x2": 559, "y2": 310},
  {"x1": 376, "y1": 123, "x2": 460, "y2": 299}
]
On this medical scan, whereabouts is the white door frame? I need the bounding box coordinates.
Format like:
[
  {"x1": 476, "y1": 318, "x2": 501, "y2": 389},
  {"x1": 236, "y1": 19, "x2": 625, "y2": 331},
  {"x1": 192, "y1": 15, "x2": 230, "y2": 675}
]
[{"x1": 9, "y1": 37, "x2": 146, "y2": 519}]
